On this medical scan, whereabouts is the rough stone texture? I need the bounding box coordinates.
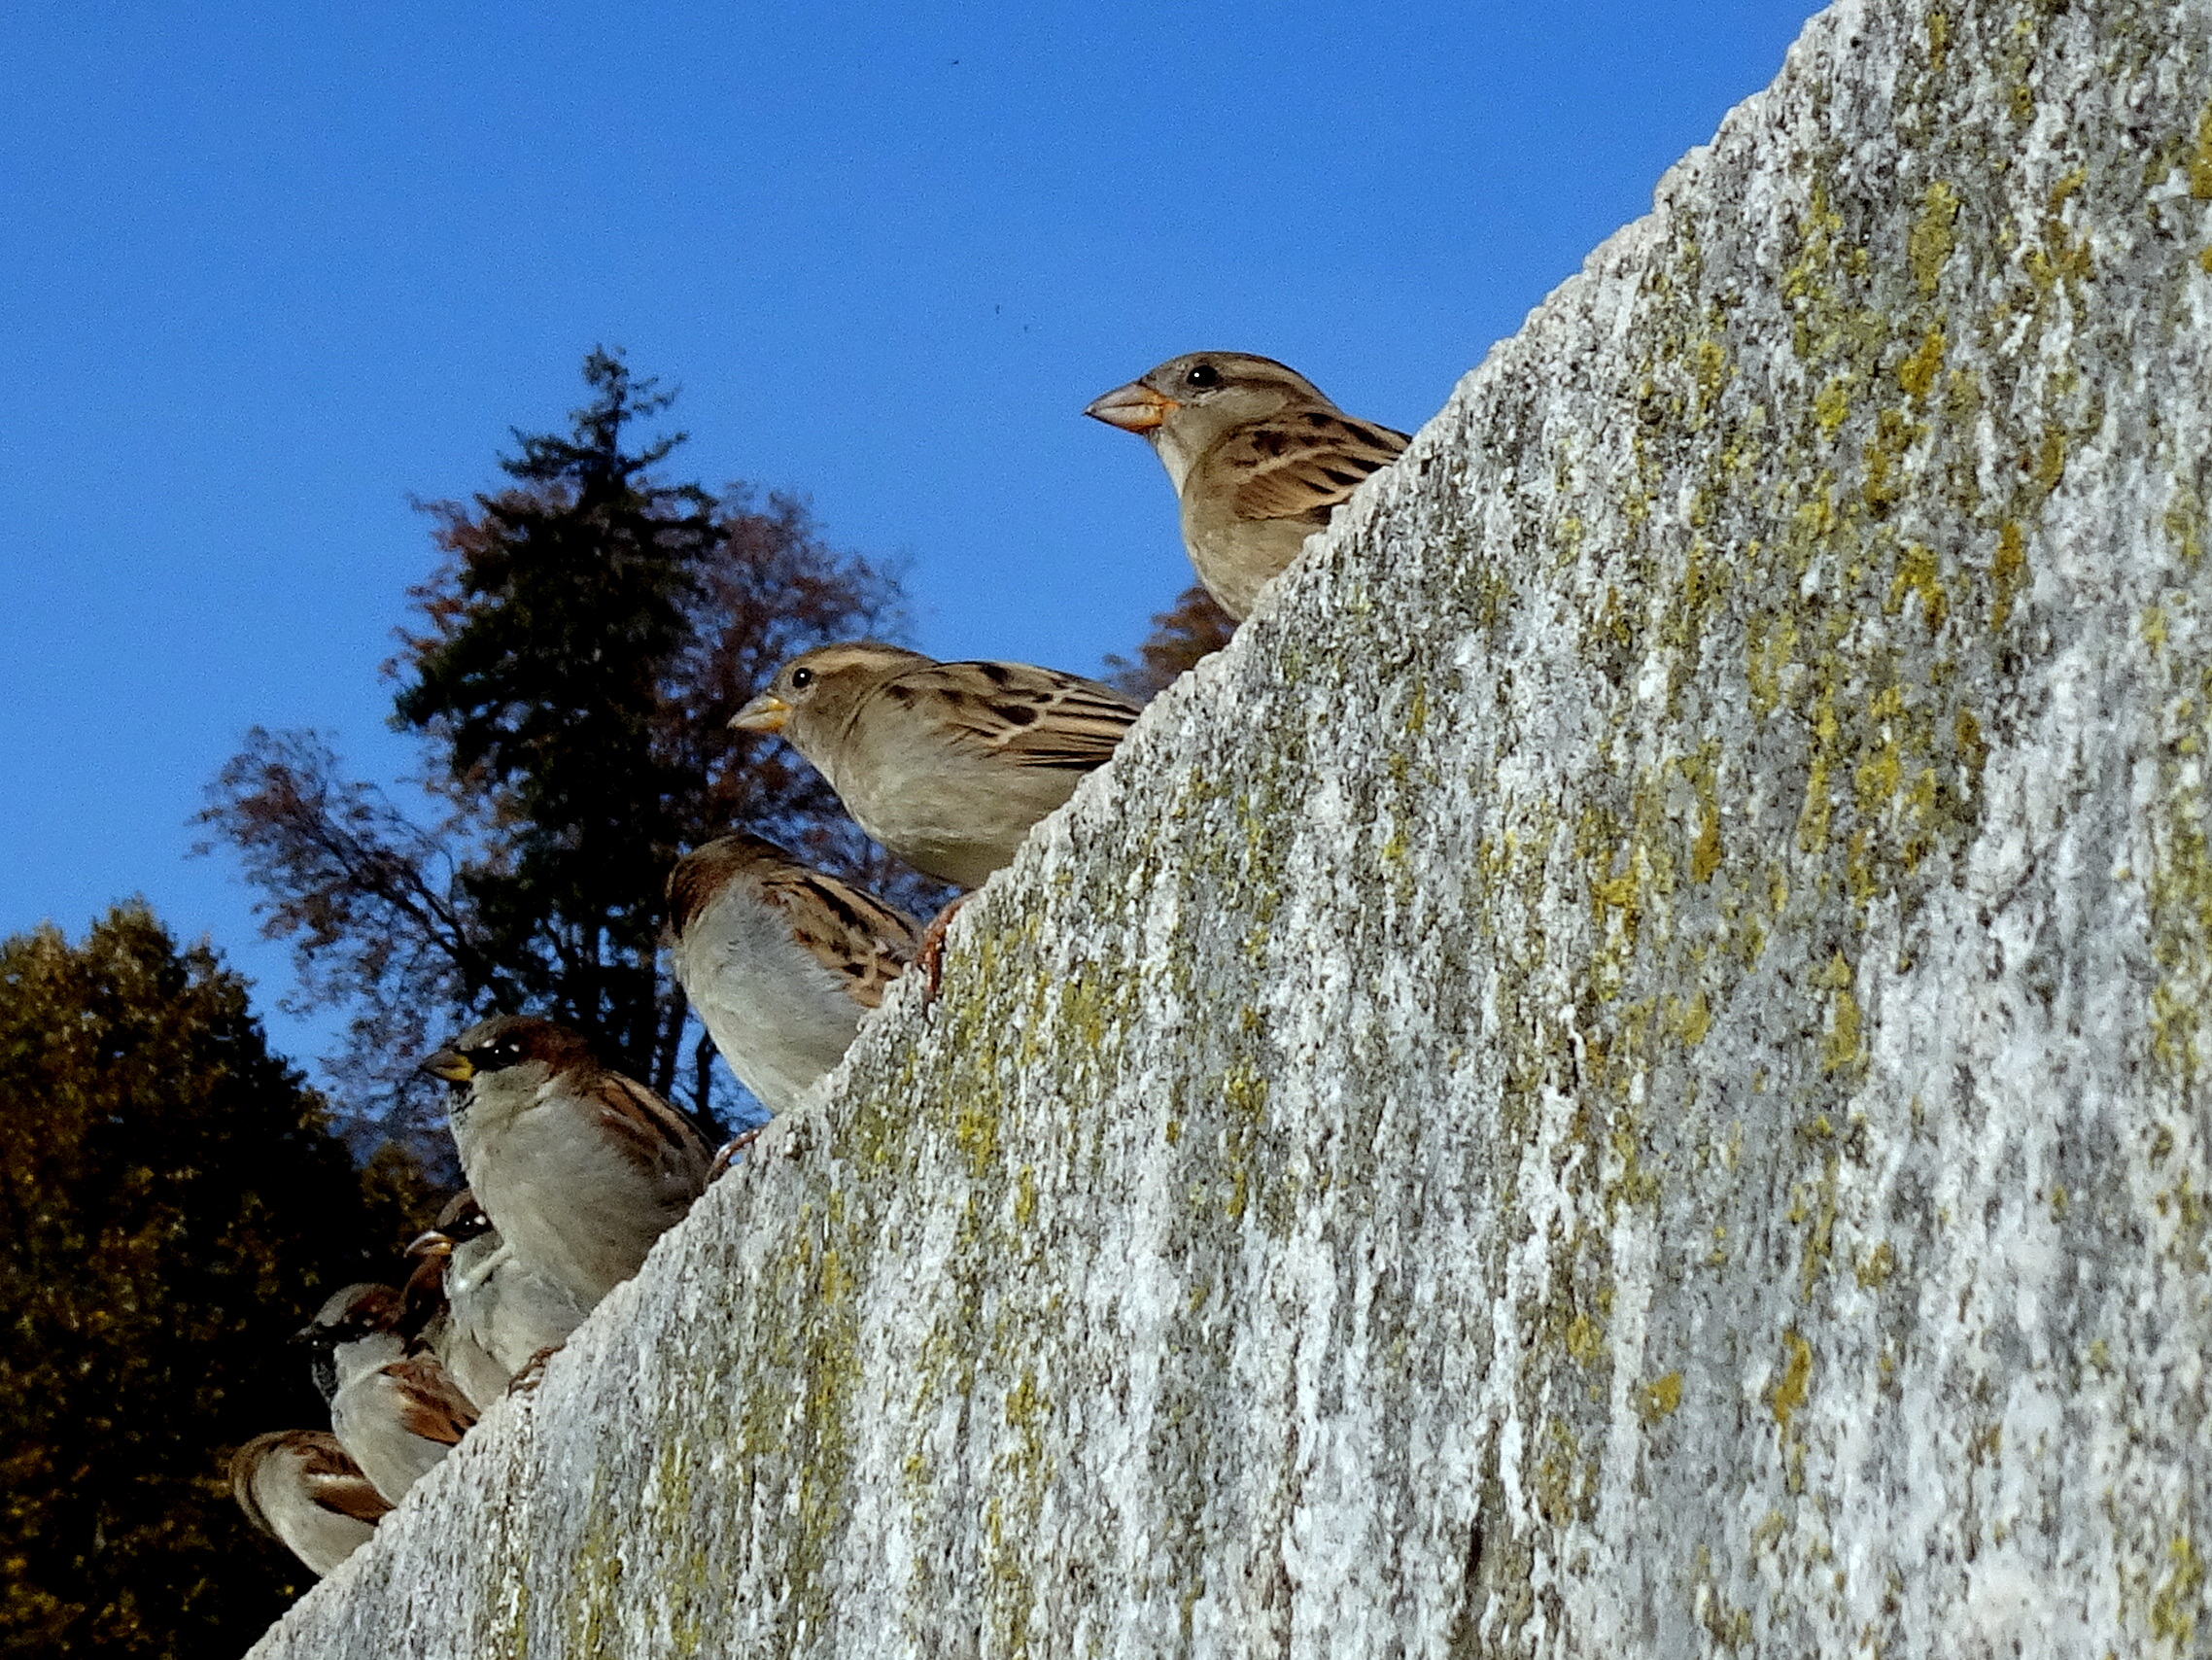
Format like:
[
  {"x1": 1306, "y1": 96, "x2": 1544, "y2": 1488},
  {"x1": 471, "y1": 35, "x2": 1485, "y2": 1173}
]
[{"x1": 247, "y1": 0, "x2": 2212, "y2": 1652}]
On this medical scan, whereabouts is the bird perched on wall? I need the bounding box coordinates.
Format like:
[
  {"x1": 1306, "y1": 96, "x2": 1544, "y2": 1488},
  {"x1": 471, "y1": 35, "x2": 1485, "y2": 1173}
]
[
  {"x1": 409, "y1": 1190, "x2": 588, "y2": 1409},
  {"x1": 229, "y1": 1429, "x2": 392, "y2": 1577},
  {"x1": 668, "y1": 833, "x2": 921, "y2": 1114},
  {"x1": 421, "y1": 1017, "x2": 713, "y2": 1308},
  {"x1": 404, "y1": 1208, "x2": 509, "y2": 1412},
  {"x1": 295, "y1": 1283, "x2": 480, "y2": 1506},
  {"x1": 730, "y1": 644, "x2": 1141, "y2": 888},
  {"x1": 1085, "y1": 353, "x2": 1409, "y2": 620}
]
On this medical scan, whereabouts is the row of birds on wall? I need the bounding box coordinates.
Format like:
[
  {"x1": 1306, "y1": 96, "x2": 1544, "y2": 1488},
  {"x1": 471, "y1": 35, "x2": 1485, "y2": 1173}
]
[{"x1": 228, "y1": 352, "x2": 1414, "y2": 1579}]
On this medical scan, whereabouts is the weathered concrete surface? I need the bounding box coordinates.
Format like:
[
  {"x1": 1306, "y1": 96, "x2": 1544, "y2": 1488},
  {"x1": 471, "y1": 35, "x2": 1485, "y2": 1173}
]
[{"x1": 250, "y1": 0, "x2": 2212, "y2": 1652}]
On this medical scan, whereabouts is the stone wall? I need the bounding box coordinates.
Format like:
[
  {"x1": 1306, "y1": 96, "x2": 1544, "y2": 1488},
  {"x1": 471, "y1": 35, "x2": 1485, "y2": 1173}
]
[{"x1": 248, "y1": 0, "x2": 2212, "y2": 1651}]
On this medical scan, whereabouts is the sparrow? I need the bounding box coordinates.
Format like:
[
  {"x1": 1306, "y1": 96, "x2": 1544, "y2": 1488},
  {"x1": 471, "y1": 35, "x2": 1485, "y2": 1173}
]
[
  {"x1": 295, "y1": 1282, "x2": 480, "y2": 1506},
  {"x1": 229, "y1": 1429, "x2": 392, "y2": 1578},
  {"x1": 668, "y1": 833, "x2": 921, "y2": 1114},
  {"x1": 422, "y1": 1016, "x2": 713, "y2": 1309},
  {"x1": 403, "y1": 1213, "x2": 510, "y2": 1412},
  {"x1": 1085, "y1": 352, "x2": 1410, "y2": 620},
  {"x1": 730, "y1": 643, "x2": 1141, "y2": 888},
  {"x1": 409, "y1": 1190, "x2": 588, "y2": 1408}
]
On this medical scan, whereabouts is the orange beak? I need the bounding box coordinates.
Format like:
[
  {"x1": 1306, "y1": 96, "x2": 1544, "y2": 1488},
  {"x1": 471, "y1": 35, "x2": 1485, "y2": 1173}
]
[{"x1": 1084, "y1": 381, "x2": 1176, "y2": 433}]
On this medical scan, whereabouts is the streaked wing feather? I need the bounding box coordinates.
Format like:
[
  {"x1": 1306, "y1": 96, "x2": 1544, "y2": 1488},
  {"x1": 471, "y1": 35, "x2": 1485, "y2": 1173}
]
[
  {"x1": 385, "y1": 1359, "x2": 478, "y2": 1446},
  {"x1": 1227, "y1": 415, "x2": 1410, "y2": 523},
  {"x1": 303, "y1": 1468, "x2": 395, "y2": 1523},
  {"x1": 904, "y1": 664, "x2": 1140, "y2": 772},
  {"x1": 756, "y1": 866, "x2": 921, "y2": 1009},
  {"x1": 594, "y1": 1075, "x2": 712, "y2": 1178}
]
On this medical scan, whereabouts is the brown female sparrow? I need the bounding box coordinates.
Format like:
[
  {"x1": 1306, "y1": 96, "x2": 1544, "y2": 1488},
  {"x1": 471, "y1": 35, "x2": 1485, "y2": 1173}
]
[
  {"x1": 669, "y1": 833, "x2": 921, "y2": 1114},
  {"x1": 409, "y1": 1190, "x2": 588, "y2": 1408},
  {"x1": 295, "y1": 1282, "x2": 480, "y2": 1506},
  {"x1": 229, "y1": 1429, "x2": 392, "y2": 1577},
  {"x1": 1085, "y1": 352, "x2": 1409, "y2": 619},
  {"x1": 730, "y1": 644, "x2": 1141, "y2": 888},
  {"x1": 422, "y1": 1017, "x2": 712, "y2": 1309}
]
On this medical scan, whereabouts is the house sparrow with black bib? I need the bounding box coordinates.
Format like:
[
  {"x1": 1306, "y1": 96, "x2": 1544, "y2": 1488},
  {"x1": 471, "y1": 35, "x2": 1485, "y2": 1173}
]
[
  {"x1": 668, "y1": 833, "x2": 920, "y2": 1115},
  {"x1": 1086, "y1": 352, "x2": 1409, "y2": 620},
  {"x1": 295, "y1": 1282, "x2": 479, "y2": 1506},
  {"x1": 229, "y1": 1429, "x2": 392, "y2": 1577},
  {"x1": 730, "y1": 644, "x2": 1140, "y2": 889},
  {"x1": 409, "y1": 1189, "x2": 588, "y2": 1408},
  {"x1": 422, "y1": 1017, "x2": 713, "y2": 1309}
]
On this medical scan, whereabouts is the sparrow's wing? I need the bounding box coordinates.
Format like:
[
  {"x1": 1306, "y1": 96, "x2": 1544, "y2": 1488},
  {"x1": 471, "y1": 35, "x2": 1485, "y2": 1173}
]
[
  {"x1": 287, "y1": 1433, "x2": 395, "y2": 1523},
  {"x1": 302, "y1": 1469, "x2": 396, "y2": 1523},
  {"x1": 384, "y1": 1359, "x2": 479, "y2": 1447},
  {"x1": 894, "y1": 663, "x2": 1141, "y2": 772},
  {"x1": 593, "y1": 1073, "x2": 713, "y2": 1191},
  {"x1": 755, "y1": 864, "x2": 921, "y2": 1009},
  {"x1": 1223, "y1": 412, "x2": 1410, "y2": 525}
]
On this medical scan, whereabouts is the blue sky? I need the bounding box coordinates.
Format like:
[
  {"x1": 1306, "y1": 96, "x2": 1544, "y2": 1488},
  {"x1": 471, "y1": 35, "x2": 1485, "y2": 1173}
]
[{"x1": 1, "y1": 0, "x2": 1817, "y2": 1076}]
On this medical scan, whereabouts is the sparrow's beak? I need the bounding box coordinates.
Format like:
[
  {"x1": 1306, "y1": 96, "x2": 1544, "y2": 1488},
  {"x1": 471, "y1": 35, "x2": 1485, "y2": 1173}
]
[
  {"x1": 422, "y1": 1048, "x2": 473, "y2": 1084},
  {"x1": 730, "y1": 692, "x2": 791, "y2": 734},
  {"x1": 1084, "y1": 381, "x2": 1177, "y2": 433},
  {"x1": 406, "y1": 1230, "x2": 455, "y2": 1260}
]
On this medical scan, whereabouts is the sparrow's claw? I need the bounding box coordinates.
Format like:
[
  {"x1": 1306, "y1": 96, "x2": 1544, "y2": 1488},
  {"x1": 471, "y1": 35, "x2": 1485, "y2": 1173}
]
[
  {"x1": 506, "y1": 1343, "x2": 567, "y2": 1397},
  {"x1": 709, "y1": 1127, "x2": 766, "y2": 1182},
  {"x1": 916, "y1": 895, "x2": 972, "y2": 1001}
]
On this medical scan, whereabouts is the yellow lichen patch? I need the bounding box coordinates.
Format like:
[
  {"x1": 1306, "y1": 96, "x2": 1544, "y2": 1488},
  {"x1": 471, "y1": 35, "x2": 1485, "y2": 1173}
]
[
  {"x1": 1691, "y1": 804, "x2": 1723, "y2": 883},
  {"x1": 1863, "y1": 407, "x2": 1926, "y2": 511},
  {"x1": 1694, "y1": 338, "x2": 1733, "y2": 413},
  {"x1": 1565, "y1": 1313, "x2": 1606, "y2": 1366},
  {"x1": 1909, "y1": 180, "x2": 1961, "y2": 295},
  {"x1": 2035, "y1": 425, "x2": 2066, "y2": 494},
  {"x1": 1666, "y1": 990, "x2": 1712, "y2": 1047},
  {"x1": 1886, "y1": 542, "x2": 1948, "y2": 633},
  {"x1": 2143, "y1": 604, "x2": 2170, "y2": 655},
  {"x1": 1639, "y1": 1371, "x2": 1683, "y2": 1423},
  {"x1": 1822, "y1": 988, "x2": 1865, "y2": 1074},
  {"x1": 2153, "y1": 1535, "x2": 2204, "y2": 1644},
  {"x1": 1990, "y1": 521, "x2": 2027, "y2": 629},
  {"x1": 1815, "y1": 377, "x2": 1852, "y2": 435},
  {"x1": 1769, "y1": 1330, "x2": 1814, "y2": 1431},
  {"x1": 1927, "y1": 8, "x2": 1949, "y2": 72},
  {"x1": 2169, "y1": 484, "x2": 2205, "y2": 566},
  {"x1": 2193, "y1": 102, "x2": 2212, "y2": 200},
  {"x1": 1898, "y1": 326, "x2": 1946, "y2": 399},
  {"x1": 1855, "y1": 1240, "x2": 1895, "y2": 1290},
  {"x1": 1745, "y1": 610, "x2": 1798, "y2": 717}
]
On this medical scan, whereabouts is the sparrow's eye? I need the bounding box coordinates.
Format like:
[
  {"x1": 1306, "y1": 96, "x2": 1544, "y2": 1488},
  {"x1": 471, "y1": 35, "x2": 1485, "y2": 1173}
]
[
  {"x1": 789, "y1": 667, "x2": 814, "y2": 692},
  {"x1": 1184, "y1": 363, "x2": 1221, "y2": 390}
]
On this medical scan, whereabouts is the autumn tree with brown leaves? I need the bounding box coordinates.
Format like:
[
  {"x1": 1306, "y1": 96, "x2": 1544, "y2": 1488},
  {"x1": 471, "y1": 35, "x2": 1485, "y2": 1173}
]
[
  {"x1": 1102, "y1": 583, "x2": 1238, "y2": 704},
  {"x1": 201, "y1": 350, "x2": 916, "y2": 1145}
]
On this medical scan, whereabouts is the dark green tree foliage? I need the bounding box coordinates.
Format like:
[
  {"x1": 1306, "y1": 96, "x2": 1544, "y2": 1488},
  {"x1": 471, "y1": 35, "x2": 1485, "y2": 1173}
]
[
  {"x1": 203, "y1": 349, "x2": 915, "y2": 1137},
  {"x1": 392, "y1": 353, "x2": 719, "y2": 1091},
  {"x1": 0, "y1": 906, "x2": 411, "y2": 1657}
]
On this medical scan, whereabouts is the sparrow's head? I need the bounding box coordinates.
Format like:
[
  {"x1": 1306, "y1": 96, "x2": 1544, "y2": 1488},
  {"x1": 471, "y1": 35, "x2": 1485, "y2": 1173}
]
[
  {"x1": 296, "y1": 1282, "x2": 403, "y2": 1347},
  {"x1": 1086, "y1": 353, "x2": 1336, "y2": 468},
  {"x1": 667, "y1": 832, "x2": 796, "y2": 938},
  {"x1": 431, "y1": 1188, "x2": 495, "y2": 1246},
  {"x1": 729, "y1": 642, "x2": 933, "y2": 752},
  {"x1": 294, "y1": 1283, "x2": 402, "y2": 1405},
  {"x1": 421, "y1": 1015, "x2": 595, "y2": 1098}
]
